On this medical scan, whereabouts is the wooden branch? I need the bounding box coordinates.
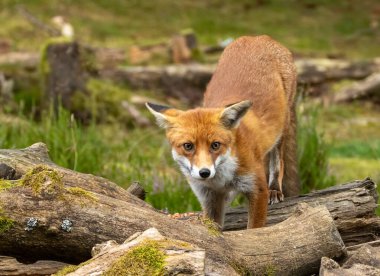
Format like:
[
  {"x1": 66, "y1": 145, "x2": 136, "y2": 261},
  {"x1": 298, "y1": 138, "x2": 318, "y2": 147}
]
[
  {"x1": 0, "y1": 256, "x2": 67, "y2": 276},
  {"x1": 0, "y1": 144, "x2": 346, "y2": 275},
  {"x1": 126, "y1": 181, "x2": 146, "y2": 200}
]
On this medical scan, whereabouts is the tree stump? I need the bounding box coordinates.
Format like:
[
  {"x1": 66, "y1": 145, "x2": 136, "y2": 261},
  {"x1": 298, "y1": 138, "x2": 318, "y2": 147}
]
[{"x1": 42, "y1": 41, "x2": 96, "y2": 121}]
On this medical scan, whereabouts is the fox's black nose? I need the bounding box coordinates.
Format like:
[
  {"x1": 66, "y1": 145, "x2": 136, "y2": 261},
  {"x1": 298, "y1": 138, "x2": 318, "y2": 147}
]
[{"x1": 199, "y1": 168, "x2": 211, "y2": 179}]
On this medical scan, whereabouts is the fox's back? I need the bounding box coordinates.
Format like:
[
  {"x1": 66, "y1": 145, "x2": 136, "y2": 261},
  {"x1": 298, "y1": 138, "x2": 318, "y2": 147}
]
[{"x1": 204, "y1": 35, "x2": 296, "y2": 121}]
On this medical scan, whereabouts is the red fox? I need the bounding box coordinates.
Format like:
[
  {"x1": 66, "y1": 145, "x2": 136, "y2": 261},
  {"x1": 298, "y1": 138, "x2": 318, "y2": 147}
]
[{"x1": 146, "y1": 36, "x2": 299, "y2": 228}]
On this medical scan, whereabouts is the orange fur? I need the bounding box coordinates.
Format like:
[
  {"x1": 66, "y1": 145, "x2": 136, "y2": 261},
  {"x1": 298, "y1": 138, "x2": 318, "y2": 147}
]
[
  {"x1": 147, "y1": 35, "x2": 298, "y2": 229},
  {"x1": 203, "y1": 36, "x2": 297, "y2": 227}
]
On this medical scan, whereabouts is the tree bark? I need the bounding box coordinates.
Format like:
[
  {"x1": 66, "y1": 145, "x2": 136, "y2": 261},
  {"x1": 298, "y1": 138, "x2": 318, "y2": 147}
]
[{"x1": 0, "y1": 143, "x2": 347, "y2": 275}]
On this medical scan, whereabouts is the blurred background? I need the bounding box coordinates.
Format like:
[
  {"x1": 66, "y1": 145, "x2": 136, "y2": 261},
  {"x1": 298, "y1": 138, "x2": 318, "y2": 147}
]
[{"x1": 0, "y1": 0, "x2": 379, "y2": 213}]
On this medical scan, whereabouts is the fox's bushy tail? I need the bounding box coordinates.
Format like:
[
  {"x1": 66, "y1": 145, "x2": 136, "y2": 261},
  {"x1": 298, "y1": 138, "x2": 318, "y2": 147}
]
[
  {"x1": 282, "y1": 103, "x2": 300, "y2": 197},
  {"x1": 279, "y1": 52, "x2": 300, "y2": 197}
]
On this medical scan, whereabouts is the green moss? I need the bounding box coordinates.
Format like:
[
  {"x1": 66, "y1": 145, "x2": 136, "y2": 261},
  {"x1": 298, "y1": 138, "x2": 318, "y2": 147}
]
[
  {"x1": 0, "y1": 216, "x2": 14, "y2": 233},
  {"x1": 264, "y1": 265, "x2": 277, "y2": 276},
  {"x1": 201, "y1": 217, "x2": 221, "y2": 237},
  {"x1": 55, "y1": 239, "x2": 193, "y2": 275},
  {"x1": 21, "y1": 165, "x2": 64, "y2": 196},
  {"x1": 230, "y1": 260, "x2": 277, "y2": 276},
  {"x1": 39, "y1": 37, "x2": 74, "y2": 77},
  {"x1": 52, "y1": 265, "x2": 78, "y2": 276},
  {"x1": 0, "y1": 179, "x2": 14, "y2": 191},
  {"x1": 66, "y1": 187, "x2": 98, "y2": 202},
  {"x1": 79, "y1": 46, "x2": 99, "y2": 73},
  {"x1": 71, "y1": 78, "x2": 133, "y2": 124},
  {"x1": 52, "y1": 258, "x2": 94, "y2": 276},
  {"x1": 60, "y1": 259, "x2": 94, "y2": 275},
  {"x1": 103, "y1": 240, "x2": 165, "y2": 276},
  {"x1": 230, "y1": 260, "x2": 252, "y2": 276}
]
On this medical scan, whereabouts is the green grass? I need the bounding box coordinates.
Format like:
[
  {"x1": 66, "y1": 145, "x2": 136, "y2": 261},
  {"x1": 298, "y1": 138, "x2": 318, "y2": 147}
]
[
  {"x1": 297, "y1": 103, "x2": 335, "y2": 193},
  {"x1": 1, "y1": 0, "x2": 380, "y2": 58},
  {"x1": 329, "y1": 157, "x2": 380, "y2": 184},
  {"x1": 316, "y1": 102, "x2": 380, "y2": 213},
  {"x1": 330, "y1": 140, "x2": 380, "y2": 159}
]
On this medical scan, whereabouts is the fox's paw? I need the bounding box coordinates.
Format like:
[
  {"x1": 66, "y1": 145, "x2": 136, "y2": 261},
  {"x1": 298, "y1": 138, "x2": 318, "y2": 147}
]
[{"x1": 268, "y1": 189, "x2": 284, "y2": 205}]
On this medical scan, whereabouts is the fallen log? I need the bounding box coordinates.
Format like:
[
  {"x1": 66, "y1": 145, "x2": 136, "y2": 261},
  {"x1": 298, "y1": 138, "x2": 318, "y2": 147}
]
[
  {"x1": 58, "y1": 204, "x2": 346, "y2": 276},
  {"x1": 296, "y1": 58, "x2": 380, "y2": 84},
  {"x1": 100, "y1": 58, "x2": 380, "y2": 105},
  {"x1": 100, "y1": 64, "x2": 214, "y2": 105},
  {"x1": 333, "y1": 72, "x2": 380, "y2": 104},
  {"x1": 224, "y1": 178, "x2": 379, "y2": 246},
  {"x1": 0, "y1": 144, "x2": 346, "y2": 275}
]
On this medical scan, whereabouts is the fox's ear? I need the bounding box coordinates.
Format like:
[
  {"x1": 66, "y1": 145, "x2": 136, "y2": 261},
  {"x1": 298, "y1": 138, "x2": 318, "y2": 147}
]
[
  {"x1": 220, "y1": 100, "x2": 252, "y2": 129},
  {"x1": 145, "y1": 102, "x2": 173, "y2": 128}
]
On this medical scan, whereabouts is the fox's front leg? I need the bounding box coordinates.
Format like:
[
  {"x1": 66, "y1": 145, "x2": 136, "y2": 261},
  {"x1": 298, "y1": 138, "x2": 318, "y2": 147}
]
[
  {"x1": 199, "y1": 188, "x2": 227, "y2": 227},
  {"x1": 268, "y1": 142, "x2": 285, "y2": 204},
  {"x1": 246, "y1": 171, "x2": 268, "y2": 228}
]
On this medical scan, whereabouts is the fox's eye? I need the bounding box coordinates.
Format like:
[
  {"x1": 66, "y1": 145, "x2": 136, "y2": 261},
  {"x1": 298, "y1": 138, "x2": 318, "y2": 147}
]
[
  {"x1": 183, "y1": 143, "x2": 194, "y2": 151},
  {"x1": 211, "y1": 142, "x2": 221, "y2": 151}
]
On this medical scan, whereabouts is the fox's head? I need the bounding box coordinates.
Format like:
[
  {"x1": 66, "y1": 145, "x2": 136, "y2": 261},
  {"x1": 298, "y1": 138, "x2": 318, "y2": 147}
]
[{"x1": 146, "y1": 101, "x2": 252, "y2": 182}]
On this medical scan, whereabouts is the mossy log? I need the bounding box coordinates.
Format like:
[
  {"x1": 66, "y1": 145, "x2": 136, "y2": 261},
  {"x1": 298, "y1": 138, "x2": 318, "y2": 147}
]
[
  {"x1": 58, "y1": 228, "x2": 208, "y2": 276},
  {"x1": 0, "y1": 143, "x2": 347, "y2": 275}
]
